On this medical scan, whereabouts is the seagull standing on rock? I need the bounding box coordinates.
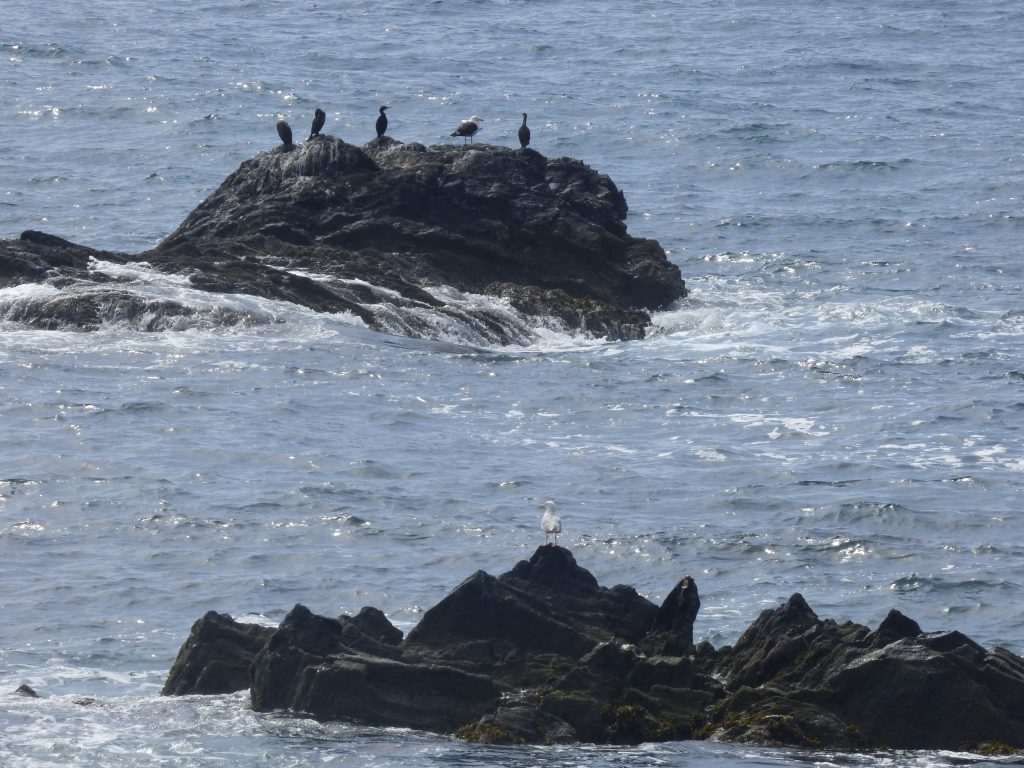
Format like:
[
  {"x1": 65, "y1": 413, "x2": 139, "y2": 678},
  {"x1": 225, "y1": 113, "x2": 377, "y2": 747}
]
[
  {"x1": 540, "y1": 500, "x2": 561, "y2": 545},
  {"x1": 451, "y1": 116, "x2": 483, "y2": 143}
]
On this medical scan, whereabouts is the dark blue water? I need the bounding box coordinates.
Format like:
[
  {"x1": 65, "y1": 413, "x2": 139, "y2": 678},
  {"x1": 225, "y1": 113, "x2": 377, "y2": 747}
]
[{"x1": 2, "y1": 1, "x2": 1023, "y2": 765}]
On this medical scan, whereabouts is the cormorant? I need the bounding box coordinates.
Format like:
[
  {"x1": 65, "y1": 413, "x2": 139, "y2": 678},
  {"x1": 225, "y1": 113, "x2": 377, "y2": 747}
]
[
  {"x1": 451, "y1": 116, "x2": 483, "y2": 143},
  {"x1": 309, "y1": 108, "x2": 326, "y2": 140},
  {"x1": 376, "y1": 105, "x2": 389, "y2": 137},
  {"x1": 276, "y1": 119, "x2": 293, "y2": 146},
  {"x1": 518, "y1": 112, "x2": 530, "y2": 149}
]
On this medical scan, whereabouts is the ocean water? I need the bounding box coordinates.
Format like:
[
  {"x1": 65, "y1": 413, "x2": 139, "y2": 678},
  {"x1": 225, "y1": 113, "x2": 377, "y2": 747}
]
[{"x1": 2, "y1": 0, "x2": 1024, "y2": 765}]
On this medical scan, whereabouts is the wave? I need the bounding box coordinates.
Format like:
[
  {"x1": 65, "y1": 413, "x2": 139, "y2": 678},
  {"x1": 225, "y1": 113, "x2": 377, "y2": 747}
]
[
  {"x1": 0, "y1": 259, "x2": 612, "y2": 352},
  {"x1": 647, "y1": 276, "x2": 1012, "y2": 358},
  {"x1": 1, "y1": 41, "x2": 69, "y2": 58},
  {"x1": 812, "y1": 158, "x2": 914, "y2": 173},
  {"x1": 889, "y1": 574, "x2": 1021, "y2": 595},
  {"x1": 0, "y1": 276, "x2": 274, "y2": 333},
  {"x1": 1, "y1": 241, "x2": 1017, "y2": 361}
]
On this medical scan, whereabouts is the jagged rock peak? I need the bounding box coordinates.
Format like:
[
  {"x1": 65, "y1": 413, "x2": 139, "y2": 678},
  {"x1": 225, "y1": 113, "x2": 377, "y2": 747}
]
[{"x1": 504, "y1": 544, "x2": 600, "y2": 594}]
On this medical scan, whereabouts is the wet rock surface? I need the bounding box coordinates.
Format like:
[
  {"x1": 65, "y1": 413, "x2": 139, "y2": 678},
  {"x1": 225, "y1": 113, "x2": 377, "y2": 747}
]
[
  {"x1": 164, "y1": 546, "x2": 1024, "y2": 752},
  {"x1": 0, "y1": 138, "x2": 686, "y2": 343},
  {"x1": 163, "y1": 610, "x2": 275, "y2": 696},
  {"x1": 706, "y1": 594, "x2": 1024, "y2": 751}
]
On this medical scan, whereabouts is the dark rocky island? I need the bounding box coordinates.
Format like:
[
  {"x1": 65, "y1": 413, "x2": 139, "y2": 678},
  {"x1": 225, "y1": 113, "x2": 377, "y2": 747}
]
[
  {"x1": 164, "y1": 545, "x2": 1024, "y2": 753},
  {"x1": 0, "y1": 136, "x2": 686, "y2": 344}
]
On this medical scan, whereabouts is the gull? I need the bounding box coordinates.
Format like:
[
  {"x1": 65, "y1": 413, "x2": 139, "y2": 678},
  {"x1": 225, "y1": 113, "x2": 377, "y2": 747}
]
[
  {"x1": 539, "y1": 500, "x2": 561, "y2": 545},
  {"x1": 451, "y1": 116, "x2": 483, "y2": 143}
]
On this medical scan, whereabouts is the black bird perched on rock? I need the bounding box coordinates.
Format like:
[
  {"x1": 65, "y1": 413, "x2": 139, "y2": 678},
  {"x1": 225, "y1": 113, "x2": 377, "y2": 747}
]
[
  {"x1": 276, "y1": 119, "x2": 293, "y2": 147},
  {"x1": 451, "y1": 116, "x2": 483, "y2": 143},
  {"x1": 518, "y1": 112, "x2": 530, "y2": 149},
  {"x1": 375, "y1": 105, "x2": 389, "y2": 137},
  {"x1": 309, "y1": 108, "x2": 326, "y2": 140}
]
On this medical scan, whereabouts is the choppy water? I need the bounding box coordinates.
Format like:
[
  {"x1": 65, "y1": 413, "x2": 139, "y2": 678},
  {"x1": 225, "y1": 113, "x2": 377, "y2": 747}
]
[{"x1": 3, "y1": 0, "x2": 1024, "y2": 765}]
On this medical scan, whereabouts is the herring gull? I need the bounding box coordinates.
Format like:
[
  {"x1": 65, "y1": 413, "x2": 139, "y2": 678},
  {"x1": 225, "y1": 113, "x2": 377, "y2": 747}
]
[{"x1": 539, "y1": 500, "x2": 561, "y2": 545}]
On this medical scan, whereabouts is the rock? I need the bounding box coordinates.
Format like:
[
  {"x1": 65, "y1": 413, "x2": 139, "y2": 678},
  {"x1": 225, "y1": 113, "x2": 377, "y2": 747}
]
[
  {"x1": 639, "y1": 575, "x2": 701, "y2": 656},
  {"x1": 459, "y1": 704, "x2": 578, "y2": 745},
  {"x1": 714, "y1": 592, "x2": 826, "y2": 689},
  {"x1": 247, "y1": 604, "x2": 345, "y2": 712},
  {"x1": 537, "y1": 640, "x2": 716, "y2": 743},
  {"x1": 403, "y1": 545, "x2": 658, "y2": 686},
  {"x1": 339, "y1": 606, "x2": 404, "y2": 651},
  {"x1": 823, "y1": 634, "x2": 1024, "y2": 749},
  {"x1": 249, "y1": 603, "x2": 501, "y2": 731},
  {"x1": 458, "y1": 639, "x2": 710, "y2": 746},
  {"x1": 0, "y1": 231, "x2": 267, "y2": 331},
  {"x1": 0, "y1": 230, "x2": 124, "y2": 288},
  {"x1": 707, "y1": 594, "x2": 1024, "y2": 751},
  {"x1": 2, "y1": 140, "x2": 686, "y2": 343},
  {"x1": 163, "y1": 551, "x2": 1024, "y2": 751},
  {"x1": 867, "y1": 607, "x2": 922, "y2": 647},
  {"x1": 707, "y1": 689, "x2": 863, "y2": 750},
  {"x1": 162, "y1": 610, "x2": 275, "y2": 695},
  {"x1": 150, "y1": 139, "x2": 685, "y2": 341},
  {"x1": 14, "y1": 683, "x2": 39, "y2": 698}
]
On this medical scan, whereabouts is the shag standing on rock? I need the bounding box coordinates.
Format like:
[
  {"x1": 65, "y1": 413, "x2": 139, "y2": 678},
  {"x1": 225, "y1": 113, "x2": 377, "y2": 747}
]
[
  {"x1": 375, "y1": 105, "x2": 389, "y2": 137},
  {"x1": 518, "y1": 112, "x2": 531, "y2": 149},
  {"x1": 309, "y1": 108, "x2": 326, "y2": 140},
  {"x1": 451, "y1": 116, "x2": 483, "y2": 143},
  {"x1": 276, "y1": 119, "x2": 293, "y2": 147}
]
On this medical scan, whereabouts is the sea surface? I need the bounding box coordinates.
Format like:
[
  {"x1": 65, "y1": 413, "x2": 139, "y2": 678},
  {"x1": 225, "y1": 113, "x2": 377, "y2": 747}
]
[{"x1": 2, "y1": 0, "x2": 1024, "y2": 765}]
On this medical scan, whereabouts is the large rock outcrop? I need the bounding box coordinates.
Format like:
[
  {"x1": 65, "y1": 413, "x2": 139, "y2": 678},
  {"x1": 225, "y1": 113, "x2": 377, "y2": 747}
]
[
  {"x1": 163, "y1": 546, "x2": 1024, "y2": 753},
  {"x1": 706, "y1": 595, "x2": 1024, "y2": 751},
  {"x1": 0, "y1": 138, "x2": 687, "y2": 343}
]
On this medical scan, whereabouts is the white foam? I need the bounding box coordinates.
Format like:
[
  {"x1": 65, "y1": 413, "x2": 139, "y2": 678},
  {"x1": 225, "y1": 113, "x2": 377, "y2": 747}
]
[
  {"x1": 647, "y1": 278, "x2": 988, "y2": 367},
  {"x1": 0, "y1": 256, "x2": 647, "y2": 352},
  {"x1": 0, "y1": 282, "x2": 62, "y2": 302}
]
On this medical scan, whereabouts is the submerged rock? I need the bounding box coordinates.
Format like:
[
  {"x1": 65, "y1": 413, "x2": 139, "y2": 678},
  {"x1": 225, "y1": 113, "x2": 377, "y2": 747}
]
[
  {"x1": 1, "y1": 139, "x2": 686, "y2": 343},
  {"x1": 163, "y1": 547, "x2": 1024, "y2": 753}
]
